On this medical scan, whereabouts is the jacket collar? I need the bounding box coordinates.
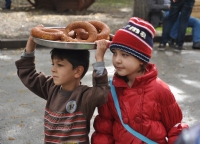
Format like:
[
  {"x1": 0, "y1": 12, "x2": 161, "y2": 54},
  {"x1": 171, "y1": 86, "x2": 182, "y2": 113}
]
[{"x1": 112, "y1": 63, "x2": 158, "y2": 88}]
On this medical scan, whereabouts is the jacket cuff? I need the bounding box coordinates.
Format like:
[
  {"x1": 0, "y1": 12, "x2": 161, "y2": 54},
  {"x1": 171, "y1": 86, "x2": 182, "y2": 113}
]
[
  {"x1": 93, "y1": 62, "x2": 105, "y2": 75},
  {"x1": 93, "y1": 69, "x2": 108, "y2": 86},
  {"x1": 21, "y1": 49, "x2": 35, "y2": 57}
]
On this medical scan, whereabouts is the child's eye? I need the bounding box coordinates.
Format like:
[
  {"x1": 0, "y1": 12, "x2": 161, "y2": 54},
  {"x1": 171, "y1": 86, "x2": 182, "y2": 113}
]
[
  {"x1": 112, "y1": 51, "x2": 116, "y2": 55},
  {"x1": 58, "y1": 64, "x2": 63, "y2": 67},
  {"x1": 122, "y1": 53, "x2": 129, "y2": 57},
  {"x1": 51, "y1": 63, "x2": 54, "y2": 66}
]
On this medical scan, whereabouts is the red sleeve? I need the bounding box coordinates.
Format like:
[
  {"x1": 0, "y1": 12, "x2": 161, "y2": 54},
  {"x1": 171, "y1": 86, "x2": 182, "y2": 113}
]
[
  {"x1": 91, "y1": 99, "x2": 114, "y2": 144},
  {"x1": 167, "y1": 123, "x2": 189, "y2": 144},
  {"x1": 159, "y1": 89, "x2": 189, "y2": 144}
]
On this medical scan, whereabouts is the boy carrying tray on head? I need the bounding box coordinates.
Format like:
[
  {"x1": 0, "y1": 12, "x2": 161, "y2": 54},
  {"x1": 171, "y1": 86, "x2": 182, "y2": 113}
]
[{"x1": 15, "y1": 25, "x2": 110, "y2": 144}]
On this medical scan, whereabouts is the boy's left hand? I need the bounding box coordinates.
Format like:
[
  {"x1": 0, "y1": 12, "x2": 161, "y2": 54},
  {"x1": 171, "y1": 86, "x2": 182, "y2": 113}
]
[{"x1": 95, "y1": 39, "x2": 111, "y2": 62}]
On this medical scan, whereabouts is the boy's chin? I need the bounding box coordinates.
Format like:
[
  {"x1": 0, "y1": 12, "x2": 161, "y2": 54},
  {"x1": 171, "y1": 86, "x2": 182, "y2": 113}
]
[{"x1": 53, "y1": 81, "x2": 61, "y2": 86}]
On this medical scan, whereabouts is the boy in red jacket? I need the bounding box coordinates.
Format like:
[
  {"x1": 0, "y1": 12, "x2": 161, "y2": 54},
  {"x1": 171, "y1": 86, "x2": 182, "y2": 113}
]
[{"x1": 91, "y1": 17, "x2": 188, "y2": 144}]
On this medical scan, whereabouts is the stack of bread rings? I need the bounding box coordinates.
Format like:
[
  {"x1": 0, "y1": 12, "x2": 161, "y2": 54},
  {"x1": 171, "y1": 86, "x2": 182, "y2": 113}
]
[{"x1": 31, "y1": 20, "x2": 110, "y2": 42}]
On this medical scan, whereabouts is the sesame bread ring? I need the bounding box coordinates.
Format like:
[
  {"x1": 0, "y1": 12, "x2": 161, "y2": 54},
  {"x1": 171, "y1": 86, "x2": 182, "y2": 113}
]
[
  {"x1": 51, "y1": 28, "x2": 78, "y2": 40},
  {"x1": 31, "y1": 27, "x2": 64, "y2": 41},
  {"x1": 52, "y1": 28, "x2": 65, "y2": 32},
  {"x1": 88, "y1": 20, "x2": 110, "y2": 40},
  {"x1": 74, "y1": 28, "x2": 89, "y2": 40},
  {"x1": 61, "y1": 21, "x2": 97, "y2": 42}
]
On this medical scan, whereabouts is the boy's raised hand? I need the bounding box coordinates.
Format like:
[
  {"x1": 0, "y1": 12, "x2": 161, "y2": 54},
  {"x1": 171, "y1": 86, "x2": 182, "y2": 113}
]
[
  {"x1": 95, "y1": 39, "x2": 111, "y2": 62},
  {"x1": 25, "y1": 35, "x2": 36, "y2": 53},
  {"x1": 25, "y1": 24, "x2": 44, "y2": 53}
]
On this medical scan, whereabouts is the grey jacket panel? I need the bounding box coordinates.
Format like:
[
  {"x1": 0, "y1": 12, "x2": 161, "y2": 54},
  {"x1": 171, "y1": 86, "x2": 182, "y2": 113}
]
[{"x1": 148, "y1": 0, "x2": 169, "y2": 28}]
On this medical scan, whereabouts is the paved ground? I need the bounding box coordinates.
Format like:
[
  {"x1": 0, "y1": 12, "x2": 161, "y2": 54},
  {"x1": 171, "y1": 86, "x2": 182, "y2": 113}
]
[{"x1": 1, "y1": 43, "x2": 200, "y2": 144}]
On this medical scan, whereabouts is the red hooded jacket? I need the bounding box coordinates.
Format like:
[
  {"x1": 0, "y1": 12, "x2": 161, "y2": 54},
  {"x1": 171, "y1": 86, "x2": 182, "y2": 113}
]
[{"x1": 91, "y1": 63, "x2": 188, "y2": 144}]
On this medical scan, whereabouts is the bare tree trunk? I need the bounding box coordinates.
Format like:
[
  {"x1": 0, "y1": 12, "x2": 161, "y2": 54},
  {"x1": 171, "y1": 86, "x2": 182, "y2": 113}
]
[{"x1": 132, "y1": 0, "x2": 149, "y2": 21}]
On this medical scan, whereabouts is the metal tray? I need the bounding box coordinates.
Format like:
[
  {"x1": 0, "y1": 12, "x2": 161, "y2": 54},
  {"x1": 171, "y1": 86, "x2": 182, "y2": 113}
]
[
  {"x1": 32, "y1": 37, "x2": 96, "y2": 50},
  {"x1": 32, "y1": 27, "x2": 114, "y2": 50}
]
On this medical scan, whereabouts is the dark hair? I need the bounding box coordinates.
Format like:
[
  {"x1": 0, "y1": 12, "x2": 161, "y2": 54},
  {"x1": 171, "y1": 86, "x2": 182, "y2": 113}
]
[
  {"x1": 138, "y1": 63, "x2": 147, "y2": 73},
  {"x1": 50, "y1": 48, "x2": 90, "y2": 79}
]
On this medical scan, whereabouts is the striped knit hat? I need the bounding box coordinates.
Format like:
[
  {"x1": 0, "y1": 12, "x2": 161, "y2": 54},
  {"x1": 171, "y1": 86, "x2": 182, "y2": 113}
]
[{"x1": 110, "y1": 17, "x2": 156, "y2": 63}]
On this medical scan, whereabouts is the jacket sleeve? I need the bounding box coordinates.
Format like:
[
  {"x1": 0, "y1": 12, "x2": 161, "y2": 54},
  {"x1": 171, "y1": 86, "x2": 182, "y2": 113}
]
[
  {"x1": 15, "y1": 57, "x2": 53, "y2": 100},
  {"x1": 91, "y1": 97, "x2": 115, "y2": 144},
  {"x1": 159, "y1": 87, "x2": 189, "y2": 144},
  {"x1": 91, "y1": 69, "x2": 109, "y2": 107},
  {"x1": 80, "y1": 68, "x2": 110, "y2": 120}
]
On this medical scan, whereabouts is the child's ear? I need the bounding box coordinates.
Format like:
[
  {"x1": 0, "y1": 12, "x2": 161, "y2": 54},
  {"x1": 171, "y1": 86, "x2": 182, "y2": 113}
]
[{"x1": 74, "y1": 66, "x2": 84, "y2": 78}]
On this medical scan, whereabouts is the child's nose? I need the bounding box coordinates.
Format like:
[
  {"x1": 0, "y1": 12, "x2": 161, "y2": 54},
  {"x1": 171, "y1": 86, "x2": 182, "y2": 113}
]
[
  {"x1": 115, "y1": 56, "x2": 121, "y2": 63},
  {"x1": 51, "y1": 65, "x2": 56, "y2": 72}
]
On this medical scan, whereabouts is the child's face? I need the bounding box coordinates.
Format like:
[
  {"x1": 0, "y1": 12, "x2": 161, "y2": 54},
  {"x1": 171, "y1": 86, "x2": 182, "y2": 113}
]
[
  {"x1": 51, "y1": 57, "x2": 78, "y2": 90},
  {"x1": 112, "y1": 49, "x2": 142, "y2": 78}
]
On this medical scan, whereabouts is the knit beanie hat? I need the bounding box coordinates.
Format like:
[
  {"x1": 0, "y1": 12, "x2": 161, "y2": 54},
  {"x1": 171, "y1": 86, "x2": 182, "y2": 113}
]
[{"x1": 110, "y1": 17, "x2": 156, "y2": 63}]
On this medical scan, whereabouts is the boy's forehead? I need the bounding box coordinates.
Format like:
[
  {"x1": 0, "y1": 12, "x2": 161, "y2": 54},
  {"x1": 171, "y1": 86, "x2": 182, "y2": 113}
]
[
  {"x1": 52, "y1": 57, "x2": 65, "y2": 61},
  {"x1": 52, "y1": 56, "x2": 60, "y2": 60}
]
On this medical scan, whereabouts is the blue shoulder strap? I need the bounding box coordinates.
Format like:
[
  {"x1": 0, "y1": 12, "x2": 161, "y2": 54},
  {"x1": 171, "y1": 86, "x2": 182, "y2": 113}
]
[{"x1": 109, "y1": 78, "x2": 157, "y2": 144}]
